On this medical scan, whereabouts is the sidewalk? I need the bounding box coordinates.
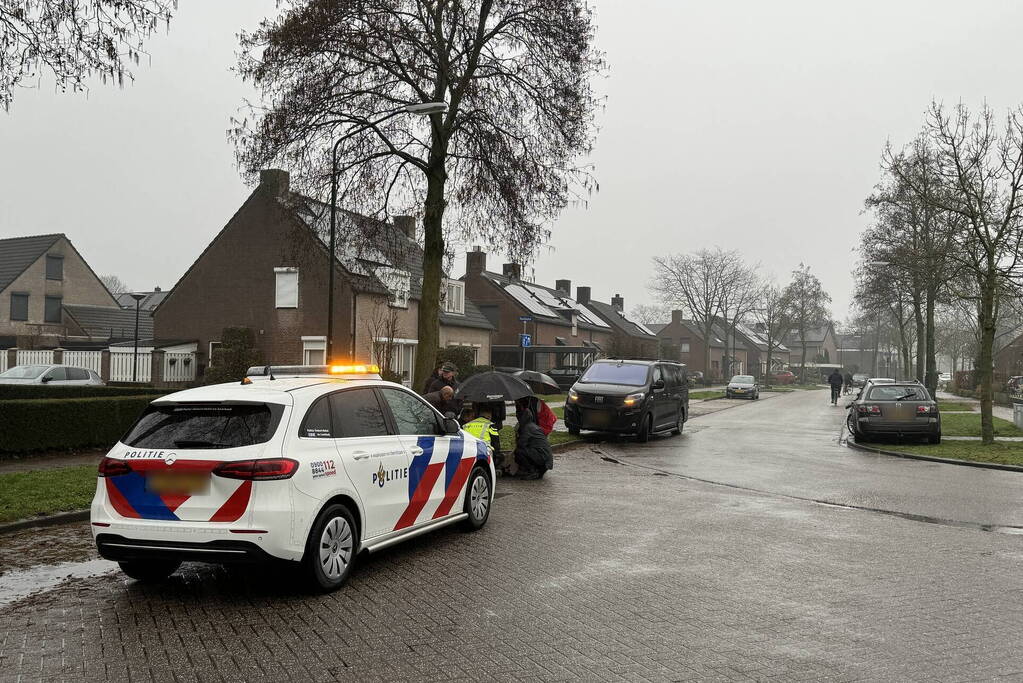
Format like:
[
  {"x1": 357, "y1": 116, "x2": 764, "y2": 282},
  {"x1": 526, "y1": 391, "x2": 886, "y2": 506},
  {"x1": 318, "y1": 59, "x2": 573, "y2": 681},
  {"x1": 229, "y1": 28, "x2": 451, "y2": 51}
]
[{"x1": 936, "y1": 390, "x2": 1014, "y2": 422}]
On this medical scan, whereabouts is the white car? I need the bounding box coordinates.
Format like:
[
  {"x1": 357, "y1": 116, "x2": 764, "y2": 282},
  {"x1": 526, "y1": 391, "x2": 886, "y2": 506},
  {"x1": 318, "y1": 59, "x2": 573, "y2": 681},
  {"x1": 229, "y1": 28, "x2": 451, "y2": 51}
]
[
  {"x1": 0, "y1": 364, "x2": 104, "y2": 385},
  {"x1": 91, "y1": 365, "x2": 495, "y2": 592}
]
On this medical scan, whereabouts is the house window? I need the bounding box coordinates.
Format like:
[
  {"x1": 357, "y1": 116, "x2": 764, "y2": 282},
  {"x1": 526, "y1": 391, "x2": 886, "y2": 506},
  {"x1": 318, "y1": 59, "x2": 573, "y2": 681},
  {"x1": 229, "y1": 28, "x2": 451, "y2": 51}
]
[
  {"x1": 10, "y1": 293, "x2": 28, "y2": 321},
  {"x1": 376, "y1": 267, "x2": 411, "y2": 308},
  {"x1": 209, "y1": 341, "x2": 222, "y2": 366},
  {"x1": 679, "y1": 342, "x2": 691, "y2": 353},
  {"x1": 373, "y1": 337, "x2": 417, "y2": 386},
  {"x1": 302, "y1": 336, "x2": 326, "y2": 365},
  {"x1": 45, "y1": 255, "x2": 63, "y2": 281},
  {"x1": 274, "y1": 267, "x2": 299, "y2": 308},
  {"x1": 44, "y1": 296, "x2": 62, "y2": 323},
  {"x1": 571, "y1": 311, "x2": 578, "y2": 337},
  {"x1": 442, "y1": 279, "x2": 464, "y2": 314}
]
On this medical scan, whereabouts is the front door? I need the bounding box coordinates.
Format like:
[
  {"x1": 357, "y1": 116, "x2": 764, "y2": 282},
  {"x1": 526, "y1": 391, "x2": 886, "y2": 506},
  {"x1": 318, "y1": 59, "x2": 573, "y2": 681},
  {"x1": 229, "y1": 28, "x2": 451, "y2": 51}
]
[
  {"x1": 377, "y1": 387, "x2": 479, "y2": 531},
  {"x1": 329, "y1": 388, "x2": 410, "y2": 538}
]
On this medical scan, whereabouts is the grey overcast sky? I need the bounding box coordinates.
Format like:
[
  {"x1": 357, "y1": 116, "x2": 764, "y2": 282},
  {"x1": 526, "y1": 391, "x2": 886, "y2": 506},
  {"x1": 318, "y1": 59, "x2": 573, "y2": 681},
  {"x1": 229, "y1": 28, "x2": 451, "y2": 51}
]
[{"x1": 3, "y1": 1, "x2": 1023, "y2": 325}]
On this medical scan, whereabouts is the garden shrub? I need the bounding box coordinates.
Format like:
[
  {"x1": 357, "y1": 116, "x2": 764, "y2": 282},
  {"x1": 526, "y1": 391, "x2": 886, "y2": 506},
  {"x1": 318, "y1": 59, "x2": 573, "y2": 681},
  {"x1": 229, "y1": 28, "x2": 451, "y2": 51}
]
[{"x1": 0, "y1": 396, "x2": 159, "y2": 453}]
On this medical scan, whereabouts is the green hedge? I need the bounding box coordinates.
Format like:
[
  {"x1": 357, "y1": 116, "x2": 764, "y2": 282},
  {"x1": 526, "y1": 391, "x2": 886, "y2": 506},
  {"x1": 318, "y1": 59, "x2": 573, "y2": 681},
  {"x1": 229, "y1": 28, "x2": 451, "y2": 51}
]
[
  {"x1": 0, "y1": 385, "x2": 164, "y2": 400},
  {"x1": 0, "y1": 395, "x2": 160, "y2": 453}
]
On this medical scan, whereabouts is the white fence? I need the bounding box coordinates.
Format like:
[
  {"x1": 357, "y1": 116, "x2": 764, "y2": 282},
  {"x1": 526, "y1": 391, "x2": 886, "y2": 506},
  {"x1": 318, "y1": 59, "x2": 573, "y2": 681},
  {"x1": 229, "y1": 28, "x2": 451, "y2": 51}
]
[
  {"x1": 110, "y1": 351, "x2": 152, "y2": 383},
  {"x1": 62, "y1": 350, "x2": 103, "y2": 374},
  {"x1": 164, "y1": 353, "x2": 196, "y2": 383},
  {"x1": 0, "y1": 353, "x2": 6, "y2": 373},
  {"x1": 16, "y1": 349, "x2": 55, "y2": 365}
]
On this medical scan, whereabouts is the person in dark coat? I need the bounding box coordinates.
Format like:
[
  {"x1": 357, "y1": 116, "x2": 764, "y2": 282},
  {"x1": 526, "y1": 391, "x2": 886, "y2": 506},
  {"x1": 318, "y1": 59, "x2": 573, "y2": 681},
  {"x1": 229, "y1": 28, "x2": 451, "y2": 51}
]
[
  {"x1": 424, "y1": 386, "x2": 458, "y2": 416},
  {"x1": 513, "y1": 409, "x2": 553, "y2": 480},
  {"x1": 827, "y1": 369, "x2": 844, "y2": 405},
  {"x1": 424, "y1": 362, "x2": 459, "y2": 395},
  {"x1": 421, "y1": 364, "x2": 443, "y2": 394}
]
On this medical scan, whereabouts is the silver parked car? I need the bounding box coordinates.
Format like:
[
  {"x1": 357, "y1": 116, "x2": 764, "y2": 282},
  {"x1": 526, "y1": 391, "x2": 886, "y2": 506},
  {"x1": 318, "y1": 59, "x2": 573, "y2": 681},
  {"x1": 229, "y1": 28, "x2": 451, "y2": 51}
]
[
  {"x1": 725, "y1": 374, "x2": 759, "y2": 400},
  {"x1": 0, "y1": 364, "x2": 104, "y2": 385}
]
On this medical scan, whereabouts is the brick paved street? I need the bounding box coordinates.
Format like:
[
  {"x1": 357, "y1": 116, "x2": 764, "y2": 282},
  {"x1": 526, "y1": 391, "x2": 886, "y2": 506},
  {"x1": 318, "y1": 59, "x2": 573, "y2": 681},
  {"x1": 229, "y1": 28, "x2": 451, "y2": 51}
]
[{"x1": 2, "y1": 439, "x2": 1023, "y2": 681}]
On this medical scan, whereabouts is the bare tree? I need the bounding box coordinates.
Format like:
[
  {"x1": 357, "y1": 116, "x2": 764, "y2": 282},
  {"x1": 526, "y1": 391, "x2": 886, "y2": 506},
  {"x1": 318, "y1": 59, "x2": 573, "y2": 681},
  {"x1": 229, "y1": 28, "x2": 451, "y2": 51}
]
[
  {"x1": 781, "y1": 264, "x2": 831, "y2": 383},
  {"x1": 100, "y1": 274, "x2": 129, "y2": 295},
  {"x1": 0, "y1": 0, "x2": 175, "y2": 110},
  {"x1": 630, "y1": 303, "x2": 671, "y2": 326},
  {"x1": 363, "y1": 299, "x2": 406, "y2": 384},
  {"x1": 719, "y1": 258, "x2": 761, "y2": 377},
  {"x1": 650, "y1": 248, "x2": 733, "y2": 379},
  {"x1": 751, "y1": 281, "x2": 789, "y2": 384},
  {"x1": 233, "y1": 0, "x2": 604, "y2": 390}
]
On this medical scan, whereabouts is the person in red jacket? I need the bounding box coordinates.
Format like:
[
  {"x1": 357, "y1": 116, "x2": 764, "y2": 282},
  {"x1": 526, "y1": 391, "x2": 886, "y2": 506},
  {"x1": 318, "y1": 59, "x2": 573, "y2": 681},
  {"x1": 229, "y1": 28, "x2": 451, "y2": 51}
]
[{"x1": 517, "y1": 396, "x2": 557, "y2": 436}]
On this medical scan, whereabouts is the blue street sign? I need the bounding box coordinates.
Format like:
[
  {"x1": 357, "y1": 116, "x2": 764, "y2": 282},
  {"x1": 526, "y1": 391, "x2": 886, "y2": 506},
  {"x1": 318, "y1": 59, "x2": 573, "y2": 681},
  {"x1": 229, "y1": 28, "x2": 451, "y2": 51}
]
[
  {"x1": 518, "y1": 315, "x2": 533, "y2": 322},
  {"x1": 520, "y1": 334, "x2": 532, "y2": 348}
]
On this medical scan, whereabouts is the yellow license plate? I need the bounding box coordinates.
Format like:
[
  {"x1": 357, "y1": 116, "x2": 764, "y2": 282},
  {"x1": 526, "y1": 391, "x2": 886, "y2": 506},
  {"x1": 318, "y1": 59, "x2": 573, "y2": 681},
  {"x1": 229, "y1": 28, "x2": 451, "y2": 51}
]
[{"x1": 146, "y1": 472, "x2": 210, "y2": 495}]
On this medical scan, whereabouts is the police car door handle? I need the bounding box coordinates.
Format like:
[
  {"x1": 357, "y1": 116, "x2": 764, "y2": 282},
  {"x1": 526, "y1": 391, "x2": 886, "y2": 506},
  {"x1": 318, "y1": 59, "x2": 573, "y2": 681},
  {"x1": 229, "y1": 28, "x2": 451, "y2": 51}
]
[
  {"x1": 410, "y1": 447, "x2": 424, "y2": 456},
  {"x1": 352, "y1": 451, "x2": 371, "y2": 461}
]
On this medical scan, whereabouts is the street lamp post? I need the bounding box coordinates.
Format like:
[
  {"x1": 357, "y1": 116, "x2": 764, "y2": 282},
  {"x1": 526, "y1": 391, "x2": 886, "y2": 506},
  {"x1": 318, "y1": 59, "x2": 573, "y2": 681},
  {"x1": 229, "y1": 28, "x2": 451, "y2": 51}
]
[
  {"x1": 325, "y1": 101, "x2": 448, "y2": 364},
  {"x1": 129, "y1": 293, "x2": 146, "y2": 383}
]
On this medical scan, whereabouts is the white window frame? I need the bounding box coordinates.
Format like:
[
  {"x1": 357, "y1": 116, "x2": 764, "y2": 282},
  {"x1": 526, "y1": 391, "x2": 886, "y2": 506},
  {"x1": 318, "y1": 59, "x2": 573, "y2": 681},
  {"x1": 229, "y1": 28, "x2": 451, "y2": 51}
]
[
  {"x1": 679, "y1": 342, "x2": 691, "y2": 353},
  {"x1": 302, "y1": 335, "x2": 326, "y2": 365},
  {"x1": 274, "y1": 267, "x2": 299, "y2": 308},
  {"x1": 376, "y1": 267, "x2": 411, "y2": 309},
  {"x1": 442, "y1": 279, "x2": 465, "y2": 315},
  {"x1": 208, "y1": 341, "x2": 222, "y2": 366}
]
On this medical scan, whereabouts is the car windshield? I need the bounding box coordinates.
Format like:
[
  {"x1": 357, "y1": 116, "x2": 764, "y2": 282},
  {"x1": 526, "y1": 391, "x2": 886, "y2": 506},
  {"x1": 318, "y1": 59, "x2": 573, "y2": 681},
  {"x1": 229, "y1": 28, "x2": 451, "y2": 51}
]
[
  {"x1": 0, "y1": 365, "x2": 48, "y2": 379},
  {"x1": 123, "y1": 403, "x2": 283, "y2": 449},
  {"x1": 730, "y1": 375, "x2": 754, "y2": 383},
  {"x1": 853, "y1": 374, "x2": 868, "y2": 380},
  {"x1": 867, "y1": 386, "x2": 930, "y2": 401},
  {"x1": 579, "y1": 363, "x2": 650, "y2": 386}
]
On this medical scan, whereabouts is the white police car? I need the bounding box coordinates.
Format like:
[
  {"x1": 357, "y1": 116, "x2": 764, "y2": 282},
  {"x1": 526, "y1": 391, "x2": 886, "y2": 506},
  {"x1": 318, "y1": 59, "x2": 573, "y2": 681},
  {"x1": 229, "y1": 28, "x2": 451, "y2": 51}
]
[{"x1": 90, "y1": 364, "x2": 494, "y2": 591}]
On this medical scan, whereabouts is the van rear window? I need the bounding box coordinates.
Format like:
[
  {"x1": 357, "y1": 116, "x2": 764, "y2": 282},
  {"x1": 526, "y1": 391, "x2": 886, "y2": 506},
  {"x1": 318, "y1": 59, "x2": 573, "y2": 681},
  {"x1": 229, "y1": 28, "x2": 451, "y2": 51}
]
[{"x1": 123, "y1": 403, "x2": 284, "y2": 449}]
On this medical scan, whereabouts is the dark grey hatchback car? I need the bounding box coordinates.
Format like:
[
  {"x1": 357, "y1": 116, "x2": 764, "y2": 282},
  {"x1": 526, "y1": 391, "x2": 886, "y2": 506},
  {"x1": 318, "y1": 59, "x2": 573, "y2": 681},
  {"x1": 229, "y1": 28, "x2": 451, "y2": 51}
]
[
  {"x1": 564, "y1": 359, "x2": 689, "y2": 442},
  {"x1": 847, "y1": 380, "x2": 941, "y2": 444}
]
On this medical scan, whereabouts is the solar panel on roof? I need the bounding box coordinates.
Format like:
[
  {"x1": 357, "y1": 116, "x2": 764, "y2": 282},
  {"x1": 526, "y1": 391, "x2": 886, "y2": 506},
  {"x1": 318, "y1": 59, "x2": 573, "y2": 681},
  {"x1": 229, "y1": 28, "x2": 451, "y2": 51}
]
[
  {"x1": 580, "y1": 305, "x2": 612, "y2": 328},
  {"x1": 504, "y1": 283, "x2": 558, "y2": 317}
]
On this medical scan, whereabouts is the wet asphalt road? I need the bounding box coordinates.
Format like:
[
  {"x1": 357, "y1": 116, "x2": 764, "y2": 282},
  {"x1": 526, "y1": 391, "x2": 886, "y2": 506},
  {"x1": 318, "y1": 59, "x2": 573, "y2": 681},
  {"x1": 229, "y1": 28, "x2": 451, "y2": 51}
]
[{"x1": 613, "y1": 388, "x2": 1023, "y2": 529}]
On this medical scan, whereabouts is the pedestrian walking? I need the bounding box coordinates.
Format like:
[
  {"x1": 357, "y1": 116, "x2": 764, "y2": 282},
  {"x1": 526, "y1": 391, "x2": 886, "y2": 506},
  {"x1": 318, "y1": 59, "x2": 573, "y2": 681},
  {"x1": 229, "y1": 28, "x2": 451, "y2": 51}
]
[
  {"x1": 843, "y1": 370, "x2": 854, "y2": 395},
  {"x1": 827, "y1": 368, "x2": 844, "y2": 405}
]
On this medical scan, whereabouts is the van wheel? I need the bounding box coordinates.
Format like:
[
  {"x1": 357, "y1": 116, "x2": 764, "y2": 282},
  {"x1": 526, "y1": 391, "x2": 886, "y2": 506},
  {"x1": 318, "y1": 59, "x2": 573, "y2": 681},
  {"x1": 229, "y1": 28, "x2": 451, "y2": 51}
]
[
  {"x1": 636, "y1": 414, "x2": 652, "y2": 443},
  {"x1": 118, "y1": 559, "x2": 181, "y2": 582},
  {"x1": 671, "y1": 408, "x2": 685, "y2": 436},
  {"x1": 303, "y1": 503, "x2": 357, "y2": 592},
  {"x1": 567, "y1": 425, "x2": 580, "y2": 436},
  {"x1": 462, "y1": 467, "x2": 491, "y2": 531}
]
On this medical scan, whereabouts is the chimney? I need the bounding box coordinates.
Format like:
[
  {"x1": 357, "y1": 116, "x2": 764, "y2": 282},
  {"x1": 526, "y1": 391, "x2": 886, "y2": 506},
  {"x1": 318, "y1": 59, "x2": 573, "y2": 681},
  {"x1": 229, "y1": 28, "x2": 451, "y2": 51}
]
[
  {"x1": 555, "y1": 279, "x2": 571, "y2": 296},
  {"x1": 502, "y1": 262, "x2": 521, "y2": 280},
  {"x1": 576, "y1": 286, "x2": 591, "y2": 304},
  {"x1": 466, "y1": 247, "x2": 487, "y2": 276},
  {"x1": 611, "y1": 293, "x2": 624, "y2": 311},
  {"x1": 394, "y1": 215, "x2": 416, "y2": 241},
  {"x1": 259, "y1": 169, "x2": 290, "y2": 199},
  {"x1": 672, "y1": 309, "x2": 684, "y2": 325},
  {"x1": 154, "y1": 286, "x2": 162, "y2": 293}
]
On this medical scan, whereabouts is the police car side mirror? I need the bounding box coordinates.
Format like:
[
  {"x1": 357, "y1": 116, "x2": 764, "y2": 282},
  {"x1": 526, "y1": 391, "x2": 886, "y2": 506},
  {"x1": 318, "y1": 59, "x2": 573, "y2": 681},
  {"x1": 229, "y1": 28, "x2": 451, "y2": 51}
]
[{"x1": 443, "y1": 416, "x2": 461, "y2": 435}]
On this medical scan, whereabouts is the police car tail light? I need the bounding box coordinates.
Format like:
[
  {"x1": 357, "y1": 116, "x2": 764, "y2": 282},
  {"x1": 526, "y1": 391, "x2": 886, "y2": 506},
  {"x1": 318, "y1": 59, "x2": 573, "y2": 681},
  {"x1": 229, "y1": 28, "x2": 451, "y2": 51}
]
[
  {"x1": 98, "y1": 457, "x2": 132, "y2": 477},
  {"x1": 329, "y1": 363, "x2": 380, "y2": 375},
  {"x1": 214, "y1": 458, "x2": 299, "y2": 481}
]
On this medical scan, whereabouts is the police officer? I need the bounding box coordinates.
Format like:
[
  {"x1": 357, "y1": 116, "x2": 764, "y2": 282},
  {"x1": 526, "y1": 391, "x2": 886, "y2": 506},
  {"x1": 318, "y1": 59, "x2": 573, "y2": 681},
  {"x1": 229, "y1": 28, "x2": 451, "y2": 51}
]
[{"x1": 462, "y1": 403, "x2": 504, "y2": 471}]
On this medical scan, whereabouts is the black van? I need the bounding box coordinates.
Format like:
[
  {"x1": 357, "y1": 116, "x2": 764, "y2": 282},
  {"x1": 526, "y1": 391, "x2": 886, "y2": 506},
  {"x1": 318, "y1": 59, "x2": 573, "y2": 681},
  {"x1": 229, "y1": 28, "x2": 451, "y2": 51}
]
[{"x1": 563, "y1": 359, "x2": 689, "y2": 442}]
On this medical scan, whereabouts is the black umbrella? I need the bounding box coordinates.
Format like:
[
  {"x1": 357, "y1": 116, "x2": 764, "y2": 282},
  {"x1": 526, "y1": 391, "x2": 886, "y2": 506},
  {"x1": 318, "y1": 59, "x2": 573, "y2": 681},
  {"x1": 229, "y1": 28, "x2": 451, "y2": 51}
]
[
  {"x1": 455, "y1": 371, "x2": 533, "y2": 402},
  {"x1": 513, "y1": 370, "x2": 561, "y2": 395}
]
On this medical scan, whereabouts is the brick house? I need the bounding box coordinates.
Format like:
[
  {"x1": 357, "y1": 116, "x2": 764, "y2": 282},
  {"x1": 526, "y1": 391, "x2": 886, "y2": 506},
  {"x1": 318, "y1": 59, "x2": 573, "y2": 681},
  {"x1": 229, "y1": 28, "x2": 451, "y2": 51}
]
[
  {"x1": 153, "y1": 170, "x2": 492, "y2": 381},
  {"x1": 649, "y1": 310, "x2": 750, "y2": 379},
  {"x1": 584, "y1": 295, "x2": 659, "y2": 358},
  {"x1": 733, "y1": 323, "x2": 789, "y2": 379},
  {"x1": 783, "y1": 323, "x2": 838, "y2": 374},
  {"x1": 0, "y1": 233, "x2": 120, "y2": 348},
  {"x1": 461, "y1": 249, "x2": 613, "y2": 370}
]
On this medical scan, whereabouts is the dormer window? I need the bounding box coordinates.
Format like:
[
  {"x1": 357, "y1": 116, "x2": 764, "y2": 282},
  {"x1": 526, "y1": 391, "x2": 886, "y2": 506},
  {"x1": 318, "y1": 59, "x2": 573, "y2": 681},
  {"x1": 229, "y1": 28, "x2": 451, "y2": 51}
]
[
  {"x1": 442, "y1": 279, "x2": 464, "y2": 315},
  {"x1": 377, "y1": 267, "x2": 411, "y2": 308}
]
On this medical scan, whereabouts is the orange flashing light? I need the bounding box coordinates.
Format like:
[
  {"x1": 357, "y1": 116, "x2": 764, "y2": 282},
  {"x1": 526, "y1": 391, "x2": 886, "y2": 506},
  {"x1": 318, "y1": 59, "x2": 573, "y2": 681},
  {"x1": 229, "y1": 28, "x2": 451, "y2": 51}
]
[{"x1": 329, "y1": 363, "x2": 380, "y2": 375}]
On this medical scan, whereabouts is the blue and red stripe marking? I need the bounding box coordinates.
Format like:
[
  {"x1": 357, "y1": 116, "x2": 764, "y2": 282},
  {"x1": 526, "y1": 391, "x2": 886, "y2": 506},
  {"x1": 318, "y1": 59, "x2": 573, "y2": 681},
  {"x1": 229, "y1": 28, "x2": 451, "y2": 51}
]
[
  {"x1": 104, "y1": 462, "x2": 250, "y2": 523},
  {"x1": 394, "y1": 436, "x2": 489, "y2": 529}
]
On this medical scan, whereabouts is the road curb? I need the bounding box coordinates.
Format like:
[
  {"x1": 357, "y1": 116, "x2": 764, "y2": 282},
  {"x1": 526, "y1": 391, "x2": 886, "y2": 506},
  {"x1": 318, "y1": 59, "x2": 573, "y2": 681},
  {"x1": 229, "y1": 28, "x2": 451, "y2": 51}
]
[
  {"x1": 0, "y1": 509, "x2": 90, "y2": 536},
  {"x1": 845, "y1": 440, "x2": 1023, "y2": 473}
]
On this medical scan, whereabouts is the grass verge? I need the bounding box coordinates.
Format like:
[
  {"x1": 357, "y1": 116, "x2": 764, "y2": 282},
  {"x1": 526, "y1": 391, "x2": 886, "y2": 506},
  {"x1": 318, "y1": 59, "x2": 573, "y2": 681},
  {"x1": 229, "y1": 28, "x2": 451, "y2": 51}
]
[
  {"x1": 939, "y1": 413, "x2": 1023, "y2": 437},
  {"x1": 0, "y1": 465, "x2": 96, "y2": 524},
  {"x1": 690, "y1": 390, "x2": 726, "y2": 400},
  {"x1": 552, "y1": 406, "x2": 564, "y2": 419},
  {"x1": 937, "y1": 401, "x2": 977, "y2": 412},
  {"x1": 498, "y1": 426, "x2": 581, "y2": 452},
  {"x1": 890, "y1": 441, "x2": 1023, "y2": 467},
  {"x1": 761, "y1": 387, "x2": 795, "y2": 393}
]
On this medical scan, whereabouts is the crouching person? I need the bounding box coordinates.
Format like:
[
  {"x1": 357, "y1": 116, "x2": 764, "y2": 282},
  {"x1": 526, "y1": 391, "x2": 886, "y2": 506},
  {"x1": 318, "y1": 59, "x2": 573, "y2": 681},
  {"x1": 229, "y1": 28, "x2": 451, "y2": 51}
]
[
  {"x1": 462, "y1": 403, "x2": 504, "y2": 471},
  {"x1": 513, "y1": 409, "x2": 553, "y2": 480}
]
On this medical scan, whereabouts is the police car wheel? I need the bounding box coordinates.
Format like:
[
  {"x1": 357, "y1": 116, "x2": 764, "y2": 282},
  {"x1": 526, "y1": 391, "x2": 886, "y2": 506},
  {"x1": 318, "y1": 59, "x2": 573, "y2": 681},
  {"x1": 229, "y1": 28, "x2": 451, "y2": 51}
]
[
  {"x1": 303, "y1": 504, "x2": 356, "y2": 592},
  {"x1": 461, "y1": 467, "x2": 491, "y2": 531},
  {"x1": 117, "y1": 559, "x2": 181, "y2": 582}
]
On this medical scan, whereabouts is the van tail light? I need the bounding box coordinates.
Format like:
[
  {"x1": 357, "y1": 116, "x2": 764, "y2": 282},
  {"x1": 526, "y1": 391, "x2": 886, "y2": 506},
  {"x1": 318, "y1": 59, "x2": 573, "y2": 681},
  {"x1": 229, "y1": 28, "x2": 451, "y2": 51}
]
[
  {"x1": 857, "y1": 405, "x2": 882, "y2": 415},
  {"x1": 917, "y1": 405, "x2": 935, "y2": 414},
  {"x1": 98, "y1": 457, "x2": 132, "y2": 477},
  {"x1": 214, "y1": 458, "x2": 299, "y2": 480}
]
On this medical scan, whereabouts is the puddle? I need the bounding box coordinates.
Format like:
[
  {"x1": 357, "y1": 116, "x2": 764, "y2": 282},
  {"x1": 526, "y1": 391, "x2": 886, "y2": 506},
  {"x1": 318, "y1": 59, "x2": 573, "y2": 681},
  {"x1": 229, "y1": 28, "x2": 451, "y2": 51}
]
[{"x1": 0, "y1": 558, "x2": 117, "y2": 608}]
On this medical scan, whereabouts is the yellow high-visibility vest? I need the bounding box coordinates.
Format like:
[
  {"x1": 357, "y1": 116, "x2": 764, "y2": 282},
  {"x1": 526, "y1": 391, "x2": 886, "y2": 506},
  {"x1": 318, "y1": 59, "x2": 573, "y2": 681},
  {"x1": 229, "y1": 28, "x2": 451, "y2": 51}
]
[{"x1": 463, "y1": 417, "x2": 498, "y2": 441}]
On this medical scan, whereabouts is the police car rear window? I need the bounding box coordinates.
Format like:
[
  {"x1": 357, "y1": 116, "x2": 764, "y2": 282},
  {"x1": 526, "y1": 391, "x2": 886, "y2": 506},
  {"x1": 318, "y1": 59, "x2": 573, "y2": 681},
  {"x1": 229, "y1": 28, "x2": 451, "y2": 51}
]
[{"x1": 124, "y1": 403, "x2": 284, "y2": 449}]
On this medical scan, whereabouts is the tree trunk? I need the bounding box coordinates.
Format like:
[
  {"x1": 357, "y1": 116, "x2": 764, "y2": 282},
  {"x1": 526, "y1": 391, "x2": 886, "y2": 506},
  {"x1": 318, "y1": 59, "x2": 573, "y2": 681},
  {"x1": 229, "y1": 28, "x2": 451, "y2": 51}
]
[
  {"x1": 912, "y1": 290, "x2": 925, "y2": 382},
  {"x1": 413, "y1": 168, "x2": 448, "y2": 392},
  {"x1": 799, "y1": 334, "x2": 807, "y2": 384},
  {"x1": 977, "y1": 274, "x2": 998, "y2": 445},
  {"x1": 703, "y1": 320, "x2": 713, "y2": 381},
  {"x1": 924, "y1": 287, "x2": 938, "y2": 397},
  {"x1": 871, "y1": 312, "x2": 881, "y2": 376}
]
